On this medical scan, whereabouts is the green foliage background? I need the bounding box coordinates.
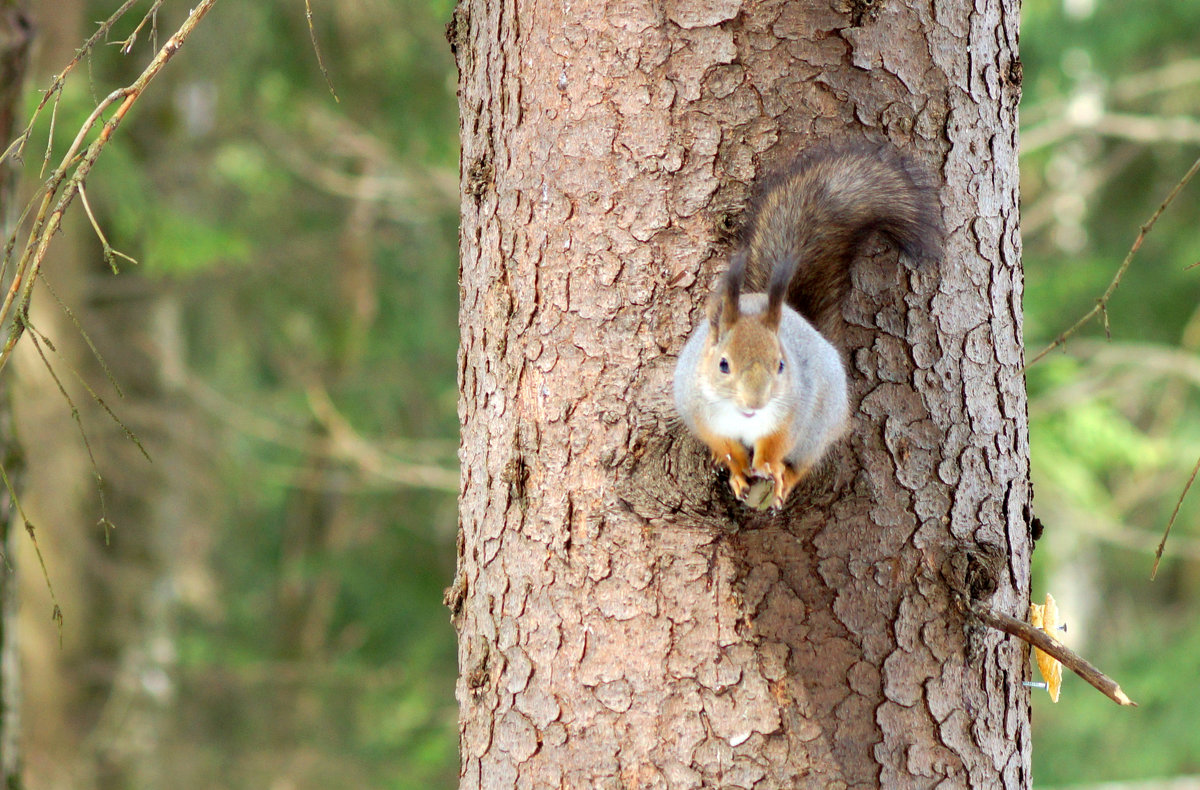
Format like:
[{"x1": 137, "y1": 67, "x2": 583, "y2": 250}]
[
  {"x1": 40, "y1": 1, "x2": 463, "y2": 786},
  {"x1": 1022, "y1": 0, "x2": 1200, "y2": 784},
  {"x1": 14, "y1": 0, "x2": 1200, "y2": 786}
]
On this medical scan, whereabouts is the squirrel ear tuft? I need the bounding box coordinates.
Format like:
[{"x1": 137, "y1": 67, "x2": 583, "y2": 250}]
[
  {"x1": 709, "y1": 250, "x2": 747, "y2": 335},
  {"x1": 762, "y1": 254, "x2": 791, "y2": 331}
]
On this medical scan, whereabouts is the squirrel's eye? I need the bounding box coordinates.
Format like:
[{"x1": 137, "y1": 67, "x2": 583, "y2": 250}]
[
  {"x1": 719, "y1": 358, "x2": 730, "y2": 374},
  {"x1": 778, "y1": 359, "x2": 785, "y2": 374}
]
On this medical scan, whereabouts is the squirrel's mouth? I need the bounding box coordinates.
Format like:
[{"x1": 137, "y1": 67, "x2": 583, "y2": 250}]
[{"x1": 739, "y1": 410, "x2": 757, "y2": 418}]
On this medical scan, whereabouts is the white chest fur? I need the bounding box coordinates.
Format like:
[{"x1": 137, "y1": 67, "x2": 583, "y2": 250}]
[{"x1": 705, "y1": 397, "x2": 785, "y2": 447}]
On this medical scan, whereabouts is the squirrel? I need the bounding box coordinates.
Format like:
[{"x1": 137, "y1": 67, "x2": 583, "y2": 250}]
[{"x1": 673, "y1": 142, "x2": 941, "y2": 509}]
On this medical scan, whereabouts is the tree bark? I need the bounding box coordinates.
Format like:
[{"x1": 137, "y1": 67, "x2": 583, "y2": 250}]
[{"x1": 453, "y1": 0, "x2": 1028, "y2": 786}]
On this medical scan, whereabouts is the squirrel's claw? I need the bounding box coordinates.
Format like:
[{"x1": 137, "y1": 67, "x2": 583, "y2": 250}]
[
  {"x1": 703, "y1": 441, "x2": 753, "y2": 501},
  {"x1": 728, "y1": 472, "x2": 750, "y2": 500},
  {"x1": 768, "y1": 469, "x2": 787, "y2": 510}
]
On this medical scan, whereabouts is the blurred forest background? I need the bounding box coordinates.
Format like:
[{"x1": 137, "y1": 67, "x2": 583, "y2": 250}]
[{"x1": 1, "y1": 0, "x2": 1198, "y2": 788}]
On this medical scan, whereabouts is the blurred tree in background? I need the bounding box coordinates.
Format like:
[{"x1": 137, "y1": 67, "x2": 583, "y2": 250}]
[
  {"x1": 1022, "y1": 0, "x2": 1200, "y2": 785},
  {"x1": 3, "y1": 0, "x2": 1200, "y2": 787},
  {"x1": 11, "y1": 1, "x2": 461, "y2": 787}
]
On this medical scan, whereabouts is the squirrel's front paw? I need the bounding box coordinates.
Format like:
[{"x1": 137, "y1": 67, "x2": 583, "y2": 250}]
[
  {"x1": 764, "y1": 465, "x2": 785, "y2": 510},
  {"x1": 710, "y1": 452, "x2": 751, "y2": 498},
  {"x1": 727, "y1": 469, "x2": 751, "y2": 500}
]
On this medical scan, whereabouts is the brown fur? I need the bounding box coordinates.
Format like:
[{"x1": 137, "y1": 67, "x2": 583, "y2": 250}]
[
  {"x1": 676, "y1": 142, "x2": 940, "y2": 508},
  {"x1": 737, "y1": 141, "x2": 942, "y2": 342},
  {"x1": 693, "y1": 418, "x2": 753, "y2": 498}
]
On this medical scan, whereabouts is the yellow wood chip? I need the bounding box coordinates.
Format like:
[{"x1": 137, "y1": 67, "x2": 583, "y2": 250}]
[{"x1": 1030, "y1": 593, "x2": 1063, "y2": 702}]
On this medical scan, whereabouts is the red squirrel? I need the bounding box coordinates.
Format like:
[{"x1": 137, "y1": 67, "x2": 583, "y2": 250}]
[{"x1": 673, "y1": 143, "x2": 941, "y2": 509}]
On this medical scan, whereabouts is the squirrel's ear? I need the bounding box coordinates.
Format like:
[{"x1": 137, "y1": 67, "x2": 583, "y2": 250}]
[
  {"x1": 709, "y1": 251, "x2": 747, "y2": 335},
  {"x1": 763, "y1": 253, "x2": 790, "y2": 331}
]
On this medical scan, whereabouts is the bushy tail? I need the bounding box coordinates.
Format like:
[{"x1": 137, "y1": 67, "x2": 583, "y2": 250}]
[{"x1": 740, "y1": 142, "x2": 942, "y2": 338}]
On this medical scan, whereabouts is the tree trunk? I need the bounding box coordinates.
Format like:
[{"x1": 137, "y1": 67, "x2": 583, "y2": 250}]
[
  {"x1": 453, "y1": 0, "x2": 1028, "y2": 786},
  {"x1": 8, "y1": 4, "x2": 195, "y2": 788},
  {"x1": 0, "y1": 0, "x2": 31, "y2": 784}
]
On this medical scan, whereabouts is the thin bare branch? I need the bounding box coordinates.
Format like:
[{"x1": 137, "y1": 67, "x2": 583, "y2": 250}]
[
  {"x1": 0, "y1": 0, "x2": 220, "y2": 376},
  {"x1": 24, "y1": 316, "x2": 149, "y2": 462},
  {"x1": 970, "y1": 600, "x2": 1136, "y2": 707},
  {"x1": 0, "y1": 0, "x2": 144, "y2": 169},
  {"x1": 1027, "y1": 152, "x2": 1200, "y2": 367},
  {"x1": 36, "y1": 273, "x2": 124, "y2": 398},
  {"x1": 1021, "y1": 58, "x2": 1200, "y2": 129},
  {"x1": 0, "y1": 462, "x2": 62, "y2": 645},
  {"x1": 23, "y1": 323, "x2": 111, "y2": 527},
  {"x1": 1024, "y1": 111, "x2": 1200, "y2": 154},
  {"x1": 38, "y1": 85, "x2": 59, "y2": 177},
  {"x1": 79, "y1": 184, "x2": 138, "y2": 272},
  {"x1": 115, "y1": 0, "x2": 164, "y2": 55},
  {"x1": 304, "y1": 0, "x2": 340, "y2": 103},
  {"x1": 305, "y1": 384, "x2": 458, "y2": 491},
  {"x1": 1152, "y1": 454, "x2": 1200, "y2": 580}
]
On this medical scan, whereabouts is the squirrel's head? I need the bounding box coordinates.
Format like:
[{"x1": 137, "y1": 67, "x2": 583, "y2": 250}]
[{"x1": 703, "y1": 253, "x2": 788, "y2": 413}]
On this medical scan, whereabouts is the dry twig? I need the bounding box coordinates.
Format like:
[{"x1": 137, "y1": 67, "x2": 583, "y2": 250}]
[
  {"x1": 1152, "y1": 453, "x2": 1200, "y2": 580},
  {"x1": 0, "y1": 463, "x2": 62, "y2": 644},
  {"x1": 304, "y1": 0, "x2": 339, "y2": 102},
  {"x1": 305, "y1": 384, "x2": 459, "y2": 491},
  {"x1": 0, "y1": 0, "x2": 220, "y2": 376},
  {"x1": 1027, "y1": 153, "x2": 1200, "y2": 367},
  {"x1": 115, "y1": 0, "x2": 164, "y2": 54},
  {"x1": 0, "y1": 0, "x2": 144, "y2": 169},
  {"x1": 971, "y1": 600, "x2": 1136, "y2": 707}
]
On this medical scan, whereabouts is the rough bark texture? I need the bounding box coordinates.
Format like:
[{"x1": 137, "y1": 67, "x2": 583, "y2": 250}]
[{"x1": 454, "y1": 0, "x2": 1028, "y2": 786}]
